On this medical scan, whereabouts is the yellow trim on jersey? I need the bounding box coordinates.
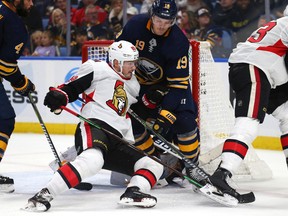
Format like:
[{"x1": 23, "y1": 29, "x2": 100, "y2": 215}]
[
  {"x1": 167, "y1": 76, "x2": 190, "y2": 82},
  {"x1": 0, "y1": 140, "x2": 7, "y2": 152},
  {"x1": 0, "y1": 59, "x2": 18, "y2": 76},
  {"x1": 2, "y1": 1, "x2": 17, "y2": 13},
  {"x1": 177, "y1": 132, "x2": 197, "y2": 142},
  {"x1": 0, "y1": 132, "x2": 10, "y2": 140}
]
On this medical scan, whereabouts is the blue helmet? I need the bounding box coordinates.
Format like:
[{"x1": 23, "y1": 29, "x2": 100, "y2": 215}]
[{"x1": 151, "y1": 0, "x2": 178, "y2": 20}]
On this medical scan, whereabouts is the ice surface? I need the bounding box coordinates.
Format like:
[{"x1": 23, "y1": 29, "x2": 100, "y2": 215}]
[{"x1": 0, "y1": 133, "x2": 288, "y2": 216}]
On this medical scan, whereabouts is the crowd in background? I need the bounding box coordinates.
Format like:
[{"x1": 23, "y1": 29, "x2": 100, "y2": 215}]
[{"x1": 21, "y1": 0, "x2": 288, "y2": 58}]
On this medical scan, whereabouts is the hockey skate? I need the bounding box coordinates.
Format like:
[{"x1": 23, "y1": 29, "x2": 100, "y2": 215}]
[
  {"x1": 118, "y1": 186, "x2": 157, "y2": 208},
  {"x1": 209, "y1": 167, "x2": 255, "y2": 204},
  {"x1": 22, "y1": 188, "x2": 53, "y2": 212},
  {"x1": 0, "y1": 175, "x2": 14, "y2": 193}
]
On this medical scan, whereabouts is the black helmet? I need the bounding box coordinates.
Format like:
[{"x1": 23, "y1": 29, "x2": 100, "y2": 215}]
[{"x1": 151, "y1": 0, "x2": 178, "y2": 20}]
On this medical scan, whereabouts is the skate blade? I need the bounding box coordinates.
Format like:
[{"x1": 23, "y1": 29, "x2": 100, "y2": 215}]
[
  {"x1": 199, "y1": 184, "x2": 238, "y2": 207},
  {"x1": 21, "y1": 201, "x2": 49, "y2": 212},
  {"x1": 118, "y1": 198, "x2": 156, "y2": 208},
  {"x1": 0, "y1": 184, "x2": 14, "y2": 193}
]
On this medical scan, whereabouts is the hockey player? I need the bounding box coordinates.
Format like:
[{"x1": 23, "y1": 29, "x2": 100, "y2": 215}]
[
  {"x1": 23, "y1": 40, "x2": 163, "y2": 212},
  {"x1": 115, "y1": 0, "x2": 201, "y2": 182},
  {"x1": 209, "y1": 15, "x2": 288, "y2": 198},
  {"x1": 0, "y1": 0, "x2": 35, "y2": 192}
]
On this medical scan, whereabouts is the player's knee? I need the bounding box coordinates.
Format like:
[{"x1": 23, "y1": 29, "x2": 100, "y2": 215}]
[
  {"x1": 230, "y1": 117, "x2": 259, "y2": 144},
  {"x1": 73, "y1": 148, "x2": 104, "y2": 176}
]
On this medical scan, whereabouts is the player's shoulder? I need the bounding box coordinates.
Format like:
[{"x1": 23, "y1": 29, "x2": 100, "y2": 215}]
[
  {"x1": 0, "y1": 1, "x2": 16, "y2": 20},
  {"x1": 126, "y1": 13, "x2": 150, "y2": 27},
  {"x1": 164, "y1": 25, "x2": 190, "y2": 52}
]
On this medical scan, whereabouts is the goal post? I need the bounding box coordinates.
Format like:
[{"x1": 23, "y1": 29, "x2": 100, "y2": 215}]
[{"x1": 82, "y1": 40, "x2": 273, "y2": 181}]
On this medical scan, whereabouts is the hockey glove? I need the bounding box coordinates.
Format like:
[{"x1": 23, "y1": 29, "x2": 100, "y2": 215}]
[
  {"x1": 153, "y1": 109, "x2": 176, "y2": 136},
  {"x1": 142, "y1": 85, "x2": 169, "y2": 109},
  {"x1": 12, "y1": 75, "x2": 35, "y2": 96},
  {"x1": 44, "y1": 87, "x2": 69, "y2": 115}
]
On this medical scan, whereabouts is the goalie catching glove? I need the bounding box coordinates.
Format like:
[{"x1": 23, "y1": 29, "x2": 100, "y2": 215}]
[
  {"x1": 153, "y1": 109, "x2": 176, "y2": 136},
  {"x1": 44, "y1": 87, "x2": 69, "y2": 115},
  {"x1": 142, "y1": 85, "x2": 168, "y2": 109},
  {"x1": 11, "y1": 75, "x2": 35, "y2": 96}
]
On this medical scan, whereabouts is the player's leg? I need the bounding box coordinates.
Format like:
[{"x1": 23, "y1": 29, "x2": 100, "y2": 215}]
[
  {"x1": 269, "y1": 82, "x2": 288, "y2": 166},
  {"x1": 0, "y1": 83, "x2": 16, "y2": 193},
  {"x1": 104, "y1": 140, "x2": 163, "y2": 208},
  {"x1": 24, "y1": 120, "x2": 110, "y2": 212},
  {"x1": 209, "y1": 63, "x2": 270, "y2": 198}
]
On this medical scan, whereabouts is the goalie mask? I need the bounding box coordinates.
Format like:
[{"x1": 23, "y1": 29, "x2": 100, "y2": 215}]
[{"x1": 108, "y1": 40, "x2": 139, "y2": 76}]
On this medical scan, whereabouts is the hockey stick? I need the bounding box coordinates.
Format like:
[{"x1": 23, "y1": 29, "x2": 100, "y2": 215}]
[
  {"x1": 27, "y1": 93, "x2": 92, "y2": 191},
  {"x1": 127, "y1": 109, "x2": 255, "y2": 204},
  {"x1": 60, "y1": 105, "x2": 247, "y2": 207}
]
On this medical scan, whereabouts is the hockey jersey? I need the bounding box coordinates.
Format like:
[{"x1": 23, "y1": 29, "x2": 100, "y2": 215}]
[
  {"x1": 229, "y1": 16, "x2": 288, "y2": 88},
  {"x1": 0, "y1": 1, "x2": 28, "y2": 84},
  {"x1": 116, "y1": 13, "x2": 196, "y2": 112},
  {"x1": 64, "y1": 60, "x2": 140, "y2": 143}
]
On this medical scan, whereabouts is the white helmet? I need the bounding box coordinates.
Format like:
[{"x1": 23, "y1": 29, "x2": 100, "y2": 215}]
[{"x1": 108, "y1": 40, "x2": 139, "y2": 75}]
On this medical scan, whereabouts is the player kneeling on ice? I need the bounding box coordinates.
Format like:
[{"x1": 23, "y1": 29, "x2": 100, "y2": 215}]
[{"x1": 23, "y1": 40, "x2": 163, "y2": 212}]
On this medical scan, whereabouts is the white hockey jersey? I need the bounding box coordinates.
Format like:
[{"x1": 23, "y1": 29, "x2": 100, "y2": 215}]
[
  {"x1": 71, "y1": 59, "x2": 140, "y2": 143},
  {"x1": 229, "y1": 16, "x2": 288, "y2": 88}
]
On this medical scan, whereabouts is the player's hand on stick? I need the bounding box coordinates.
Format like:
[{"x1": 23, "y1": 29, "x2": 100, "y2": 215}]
[
  {"x1": 44, "y1": 87, "x2": 68, "y2": 115},
  {"x1": 153, "y1": 109, "x2": 176, "y2": 136},
  {"x1": 142, "y1": 85, "x2": 168, "y2": 109},
  {"x1": 12, "y1": 75, "x2": 35, "y2": 96}
]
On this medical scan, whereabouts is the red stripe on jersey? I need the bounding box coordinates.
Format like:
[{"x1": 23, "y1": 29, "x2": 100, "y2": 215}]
[
  {"x1": 59, "y1": 164, "x2": 80, "y2": 188},
  {"x1": 223, "y1": 140, "x2": 248, "y2": 158},
  {"x1": 252, "y1": 66, "x2": 261, "y2": 119},
  {"x1": 281, "y1": 134, "x2": 288, "y2": 149},
  {"x1": 134, "y1": 169, "x2": 157, "y2": 188},
  {"x1": 256, "y1": 39, "x2": 287, "y2": 57},
  {"x1": 84, "y1": 122, "x2": 93, "y2": 148}
]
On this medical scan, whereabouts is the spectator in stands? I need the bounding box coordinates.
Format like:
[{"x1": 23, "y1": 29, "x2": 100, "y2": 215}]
[
  {"x1": 32, "y1": 30, "x2": 57, "y2": 57},
  {"x1": 53, "y1": 0, "x2": 77, "y2": 21},
  {"x1": 231, "y1": 0, "x2": 262, "y2": 44},
  {"x1": 185, "y1": 0, "x2": 211, "y2": 13},
  {"x1": 140, "y1": 0, "x2": 154, "y2": 13},
  {"x1": 108, "y1": 0, "x2": 132, "y2": 38},
  {"x1": 191, "y1": 7, "x2": 232, "y2": 58},
  {"x1": 177, "y1": 9, "x2": 197, "y2": 39},
  {"x1": 72, "y1": 0, "x2": 107, "y2": 27},
  {"x1": 47, "y1": 8, "x2": 76, "y2": 47},
  {"x1": 84, "y1": 4, "x2": 111, "y2": 40},
  {"x1": 212, "y1": 0, "x2": 235, "y2": 30},
  {"x1": 70, "y1": 27, "x2": 88, "y2": 56},
  {"x1": 30, "y1": 30, "x2": 43, "y2": 53},
  {"x1": 127, "y1": 6, "x2": 139, "y2": 21},
  {"x1": 257, "y1": 14, "x2": 276, "y2": 28}
]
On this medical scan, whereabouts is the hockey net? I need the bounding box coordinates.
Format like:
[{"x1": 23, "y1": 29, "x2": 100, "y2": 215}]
[{"x1": 82, "y1": 40, "x2": 272, "y2": 181}]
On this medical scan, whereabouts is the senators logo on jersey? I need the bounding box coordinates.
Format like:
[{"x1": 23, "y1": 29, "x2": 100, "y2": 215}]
[{"x1": 106, "y1": 80, "x2": 127, "y2": 116}]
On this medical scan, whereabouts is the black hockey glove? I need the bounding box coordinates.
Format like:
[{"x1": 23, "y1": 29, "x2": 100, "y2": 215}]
[
  {"x1": 142, "y1": 85, "x2": 168, "y2": 109},
  {"x1": 44, "y1": 87, "x2": 69, "y2": 115},
  {"x1": 153, "y1": 109, "x2": 176, "y2": 136},
  {"x1": 12, "y1": 75, "x2": 35, "y2": 96}
]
